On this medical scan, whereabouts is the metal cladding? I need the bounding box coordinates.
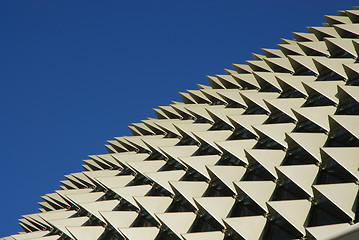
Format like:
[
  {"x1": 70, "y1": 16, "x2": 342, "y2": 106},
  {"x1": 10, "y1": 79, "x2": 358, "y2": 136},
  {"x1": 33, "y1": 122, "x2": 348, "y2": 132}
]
[{"x1": 5, "y1": 6, "x2": 359, "y2": 240}]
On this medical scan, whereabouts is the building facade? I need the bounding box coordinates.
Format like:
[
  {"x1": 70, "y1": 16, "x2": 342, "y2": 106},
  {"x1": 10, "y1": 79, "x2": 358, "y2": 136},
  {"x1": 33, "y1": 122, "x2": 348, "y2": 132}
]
[{"x1": 3, "y1": 5, "x2": 359, "y2": 240}]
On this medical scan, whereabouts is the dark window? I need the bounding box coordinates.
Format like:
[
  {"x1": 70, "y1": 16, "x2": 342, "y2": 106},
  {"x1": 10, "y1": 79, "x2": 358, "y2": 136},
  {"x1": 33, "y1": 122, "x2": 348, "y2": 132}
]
[
  {"x1": 335, "y1": 98, "x2": 359, "y2": 115},
  {"x1": 264, "y1": 112, "x2": 295, "y2": 124},
  {"x1": 243, "y1": 105, "x2": 269, "y2": 115},
  {"x1": 229, "y1": 197, "x2": 265, "y2": 217},
  {"x1": 281, "y1": 146, "x2": 317, "y2": 165},
  {"x1": 270, "y1": 180, "x2": 309, "y2": 201},
  {"x1": 203, "y1": 179, "x2": 234, "y2": 197},
  {"x1": 166, "y1": 195, "x2": 195, "y2": 213},
  {"x1": 131, "y1": 210, "x2": 158, "y2": 227},
  {"x1": 261, "y1": 220, "x2": 301, "y2": 240},
  {"x1": 216, "y1": 152, "x2": 246, "y2": 167},
  {"x1": 316, "y1": 71, "x2": 344, "y2": 81},
  {"x1": 307, "y1": 199, "x2": 349, "y2": 227},
  {"x1": 293, "y1": 119, "x2": 327, "y2": 133},
  {"x1": 242, "y1": 164, "x2": 275, "y2": 181},
  {"x1": 302, "y1": 94, "x2": 336, "y2": 107},
  {"x1": 325, "y1": 128, "x2": 359, "y2": 147},
  {"x1": 254, "y1": 136, "x2": 284, "y2": 150},
  {"x1": 189, "y1": 210, "x2": 223, "y2": 233},
  {"x1": 228, "y1": 128, "x2": 257, "y2": 140}
]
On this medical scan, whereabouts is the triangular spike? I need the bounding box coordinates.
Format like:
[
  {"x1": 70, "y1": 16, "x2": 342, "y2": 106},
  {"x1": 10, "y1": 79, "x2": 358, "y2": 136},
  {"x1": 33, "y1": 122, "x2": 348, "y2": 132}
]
[
  {"x1": 223, "y1": 68, "x2": 237, "y2": 75},
  {"x1": 313, "y1": 58, "x2": 354, "y2": 79},
  {"x1": 65, "y1": 192, "x2": 103, "y2": 205},
  {"x1": 297, "y1": 41, "x2": 329, "y2": 56},
  {"x1": 338, "y1": 85, "x2": 359, "y2": 103},
  {"x1": 154, "y1": 120, "x2": 190, "y2": 137},
  {"x1": 145, "y1": 170, "x2": 185, "y2": 195},
  {"x1": 216, "y1": 74, "x2": 242, "y2": 88},
  {"x1": 292, "y1": 32, "x2": 319, "y2": 42},
  {"x1": 231, "y1": 73, "x2": 260, "y2": 89},
  {"x1": 206, "y1": 107, "x2": 244, "y2": 128},
  {"x1": 280, "y1": 38, "x2": 297, "y2": 44},
  {"x1": 185, "y1": 104, "x2": 222, "y2": 123},
  {"x1": 95, "y1": 175, "x2": 134, "y2": 190},
  {"x1": 232, "y1": 64, "x2": 252, "y2": 74},
  {"x1": 343, "y1": 62, "x2": 359, "y2": 84},
  {"x1": 233, "y1": 181, "x2": 276, "y2": 212},
  {"x1": 153, "y1": 108, "x2": 169, "y2": 119},
  {"x1": 305, "y1": 223, "x2": 351, "y2": 240},
  {"x1": 291, "y1": 106, "x2": 336, "y2": 133},
  {"x1": 276, "y1": 74, "x2": 315, "y2": 97},
  {"x1": 264, "y1": 98, "x2": 306, "y2": 121},
  {"x1": 173, "y1": 122, "x2": 212, "y2": 141},
  {"x1": 261, "y1": 48, "x2": 286, "y2": 58},
  {"x1": 79, "y1": 200, "x2": 120, "y2": 222},
  {"x1": 96, "y1": 154, "x2": 122, "y2": 168},
  {"x1": 194, "y1": 197, "x2": 235, "y2": 227},
  {"x1": 159, "y1": 145, "x2": 198, "y2": 160},
  {"x1": 206, "y1": 165, "x2": 246, "y2": 193},
  {"x1": 169, "y1": 181, "x2": 208, "y2": 209},
  {"x1": 335, "y1": 24, "x2": 359, "y2": 38},
  {"x1": 187, "y1": 90, "x2": 212, "y2": 104},
  {"x1": 324, "y1": 15, "x2": 352, "y2": 25},
  {"x1": 133, "y1": 196, "x2": 172, "y2": 223},
  {"x1": 276, "y1": 164, "x2": 318, "y2": 197},
  {"x1": 313, "y1": 183, "x2": 358, "y2": 220},
  {"x1": 264, "y1": 57, "x2": 294, "y2": 73},
  {"x1": 182, "y1": 231, "x2": 224, "y2": 240},
  {"x1": 206, "y1": 75, "x2": 226, "y2": 89},
  {"x1": 227, "y1": 114, "x2": 267, "y2": 137},
  {"x1": 246, "y1": 60, "x2": 272, "y2": 72},
  {"x1": 126, "y1": 160, "x2": 165, "y2": 175},
  {"x1": 252, "y1": 72, "x2": 286, "y2": 92},
  {"x1": 99, "y1": 211, "x2": 138, "y2": 229},
  {"x1": 180, "y1": 155, "x2": 220, "y2": 179},
  {"x1": 267, "y1": 199, "x2": 311, "y2": 235},
  {"x1": 245, "y1": 149, "x2": 285, "y2": 179},
  {"x1": 307, "y1": 26, "x2": 341, "y2": 40},
  {"x1": 321, "y1": 147, "x2": 359, "y2": 180},
  {"x1": 253, "y1": 123, "x2": 295, "y2": 149},
  {"x1": 285, "y1": 132, "x2": 327, "y2": 162},
  {"x1": 141, "y1": 137, "x2": 179, "y2": 157},
  {"x1": 287, "y1": 55, "x2": 322, "y2": 75},
  {"x1": 155, "y1": 212, "x2": 196, "y2": 238},
  {"x1": 239, "y1": 91, "x2": 279, "y2": 114},
  {"x1": 158, "y1": 105, "x2": 183, "y2": 119},
  {"x1": 197, "y1": 84, "x2": 212, "y2": 89},
  {"x1": 41, "y1": 217, "x2": 89, "y2": 238},
  {"x1": 200, "y1": 89, "x2": 228, "y2": 105},
  {"x1": 67, "y1": 226, "x2": 104, "y2": 240},
  {"x1": 216, "y1": 90, "x2": 248, "y2": 108},
  {"x1": 223, "y1": 216, "x2": 266, "y2": 240},
  {"x1": 192, "y1": 130, "x2": 232, "y2": 152},
  {"x1": 252, "y1": 53, "x2": 266, "y2": 60},
  {"x1": 278, "y1": 43, "x2": 306, "y2": 56},
  {"x1": 302, "y1": 81, "x2": 345, "y2": 105},
  {"x1": 179, "y1": 92, "x2": 197, "y2": 104},
  {"x1": 119, "y1": 227, "x2": 159, "y2": 240},
  {"x1": 11, "y1": 231, "x2": 54, "y2": 239},
  {"x1": 325, "y1": 38, "x2": 357, "y2": 58},
  {"x1": 329, "y1": 115, "x2": 359, "y2": 140},
  {"x1": 215, "y1": 139, "x2": 257, "y2": 165},
  {"x1": 111, "y1": 185, "x2": 152, "y2": 206},
  {"x1": 346, "y1": 10, "x2": 359, "y2": 23}
]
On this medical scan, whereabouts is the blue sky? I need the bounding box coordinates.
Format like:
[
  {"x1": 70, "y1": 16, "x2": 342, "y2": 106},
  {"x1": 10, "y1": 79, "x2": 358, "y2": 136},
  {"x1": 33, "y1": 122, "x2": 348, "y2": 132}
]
[{"x1": 0, "y1": 0, "x2": 357, "y2": 237}]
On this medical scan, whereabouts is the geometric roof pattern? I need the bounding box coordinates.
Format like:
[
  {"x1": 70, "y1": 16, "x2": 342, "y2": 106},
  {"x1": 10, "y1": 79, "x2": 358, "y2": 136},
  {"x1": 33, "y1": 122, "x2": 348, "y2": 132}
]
[{"x1": 3, "y1": 6, "x2": 359, "y2": 240}]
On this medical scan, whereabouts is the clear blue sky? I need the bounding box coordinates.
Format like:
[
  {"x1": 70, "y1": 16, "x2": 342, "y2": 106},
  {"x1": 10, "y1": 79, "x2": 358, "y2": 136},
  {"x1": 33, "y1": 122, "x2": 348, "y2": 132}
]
[{"x1": 0, "y1": 0, "x2": 357, "y2": 237}]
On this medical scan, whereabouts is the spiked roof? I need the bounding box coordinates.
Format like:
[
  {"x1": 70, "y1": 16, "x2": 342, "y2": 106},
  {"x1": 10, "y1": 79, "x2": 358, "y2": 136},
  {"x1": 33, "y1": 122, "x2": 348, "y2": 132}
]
[{"x1": 4, "y1": 5, "x2": 359, "y2": 240}]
